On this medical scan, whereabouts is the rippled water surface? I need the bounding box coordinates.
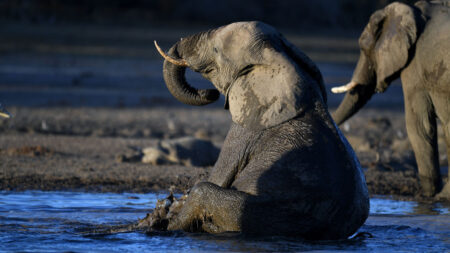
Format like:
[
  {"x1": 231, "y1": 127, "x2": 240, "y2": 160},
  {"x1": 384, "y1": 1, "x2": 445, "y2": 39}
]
[{"x1": 1, "y1": 191, "x2": 449, "y2": 252}]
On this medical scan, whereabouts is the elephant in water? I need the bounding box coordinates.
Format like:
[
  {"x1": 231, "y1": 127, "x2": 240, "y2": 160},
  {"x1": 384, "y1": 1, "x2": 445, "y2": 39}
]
[
  {"x1": 154, "y1": 21, "x2": 369, "y2": 240},
  {"x1": 331, "y1": 1, "x2": 450, "y2": 199}
]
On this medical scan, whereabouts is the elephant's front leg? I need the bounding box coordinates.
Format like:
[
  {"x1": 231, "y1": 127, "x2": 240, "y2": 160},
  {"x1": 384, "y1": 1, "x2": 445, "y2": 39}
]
[
  {"x1": 167, "y1": 182, "x2": 249, "y2": 233},
  {"x1": 167, "y1": 124, "x2": 258, "y2": 232},
  {"x1": 207, "y1": 123, "x2": 257, "y2": 188},
  {"x1": 404, "y1": 90, "x2": 442, "y2": 196}
]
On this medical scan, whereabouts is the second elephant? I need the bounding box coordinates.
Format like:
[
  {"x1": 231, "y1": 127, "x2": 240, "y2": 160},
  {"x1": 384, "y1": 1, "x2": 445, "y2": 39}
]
[{"x1": 332, "y1": 1, "x2": 450, "y2": 198}]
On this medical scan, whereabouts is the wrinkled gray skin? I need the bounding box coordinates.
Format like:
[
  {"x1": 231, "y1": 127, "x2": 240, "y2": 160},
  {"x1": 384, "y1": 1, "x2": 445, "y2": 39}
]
[
  {"x1": 333, "y1": 1, "x2": 450, "y2": 198},
  {"x1": 161, "y1": 21, "x2": 369, "y2": 240}
]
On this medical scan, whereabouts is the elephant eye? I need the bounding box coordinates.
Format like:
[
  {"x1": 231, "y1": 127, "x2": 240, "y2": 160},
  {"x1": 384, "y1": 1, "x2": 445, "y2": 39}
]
[
  {"x1": 199, "y1": 68, "x2": 214, "y2": 74},
  {"x1": 237, "y1": 64, "x2": 254, "y2": 77},
  {"x1": 203, "y1": 68, "x2": 214, "y2": 74},
  {"x1": 194, "y1": 65, "x2": 214, "y2": 74}
]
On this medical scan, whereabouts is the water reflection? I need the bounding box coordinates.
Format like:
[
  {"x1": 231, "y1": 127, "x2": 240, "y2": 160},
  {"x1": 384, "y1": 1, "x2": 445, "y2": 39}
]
[
  {"x1": 370, "y1": 196, "x2": 450, "y2": 215},
  {"x1": 0, "y1": 191, "x2": 449, "y2": 252}
]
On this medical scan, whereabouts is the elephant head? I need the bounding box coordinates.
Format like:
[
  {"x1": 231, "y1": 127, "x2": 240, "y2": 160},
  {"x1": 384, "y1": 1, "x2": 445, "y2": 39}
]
[
  {"x1": 332, "y1": 2, "x2": 424, "y2": 125},
  {"x1": 156, "y1": 22, "x2": 327, "y2": 130}
]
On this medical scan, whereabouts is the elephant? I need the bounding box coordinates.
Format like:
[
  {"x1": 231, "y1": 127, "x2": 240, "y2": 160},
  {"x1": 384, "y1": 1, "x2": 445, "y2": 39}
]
[
  {"x1": 331, "y1": 1, "x2": 450, "y2": 198},
  {"x1": 154, "y1": 21, "x2": 369, "y2": 240}
]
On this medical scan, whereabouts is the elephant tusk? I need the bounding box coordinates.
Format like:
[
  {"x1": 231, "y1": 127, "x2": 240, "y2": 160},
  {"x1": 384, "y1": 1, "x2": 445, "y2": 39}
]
[
  {"x1": 331, "y1": 81, "x2": 359, "y2": 93},
  {"x1": 154, "y1": 41, "x2": 189, "y2": 67},
  {"x1": 0, "y1": 112, "x2": 10, "y2": 118},
  {"x1": 0, "y1": 104, "x2": 11, "y2": 118}
]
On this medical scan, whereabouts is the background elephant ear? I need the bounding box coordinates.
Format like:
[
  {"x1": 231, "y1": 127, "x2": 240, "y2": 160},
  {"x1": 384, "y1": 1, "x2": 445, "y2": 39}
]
[
  {"x1": 227, "y1": 37, "x2": 322, "y2": 131},
  {"x1": 373, "y1": 2, "x2": 418, "y2": 90}
]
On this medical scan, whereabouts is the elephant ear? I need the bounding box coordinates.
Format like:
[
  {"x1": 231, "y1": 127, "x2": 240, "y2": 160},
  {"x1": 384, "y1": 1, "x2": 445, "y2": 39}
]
[
  {"x1": 371, "y1": 2, "x2": 418, "y2": 91},
  {"x1": 281, "y1": 37, "x2": 327, "y2": 104},
  {"x1": 227, "y1": 36, "x2": 322, "y2": 131}
]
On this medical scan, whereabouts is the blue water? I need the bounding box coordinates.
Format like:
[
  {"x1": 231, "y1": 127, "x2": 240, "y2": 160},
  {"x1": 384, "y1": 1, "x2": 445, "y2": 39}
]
[{"x1": 0, "y1": 191, "x2": 449, "y2": 252}]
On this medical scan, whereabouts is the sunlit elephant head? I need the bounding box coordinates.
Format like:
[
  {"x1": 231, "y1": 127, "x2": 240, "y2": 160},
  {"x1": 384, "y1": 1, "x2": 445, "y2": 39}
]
[
  {"x1": 156, "y1": 21, "x2": 327, "y2": 130},
  {"x1": 332, "y1": 2, "x2": 422, "y2": 124}
]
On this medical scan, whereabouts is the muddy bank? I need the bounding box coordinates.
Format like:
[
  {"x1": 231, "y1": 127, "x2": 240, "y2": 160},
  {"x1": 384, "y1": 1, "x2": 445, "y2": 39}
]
[
  {"x1": 0, "y1": 107, "x2": 228, "y2": 192},
  {"x1": 0, "y1": 106, "x2": 447, "y2": 202}
]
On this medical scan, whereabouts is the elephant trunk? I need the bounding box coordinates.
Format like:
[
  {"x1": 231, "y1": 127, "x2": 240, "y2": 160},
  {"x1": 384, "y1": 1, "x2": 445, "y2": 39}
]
[
  {"x1": 161, "y1": 41, "x2": 219, "y2": 106},
  {"x1": 332, "y1": 53, "x2": 376, "y2": 125},
  {"x1": 332, "y1": 83, "x2": 376, "y2": 125}
]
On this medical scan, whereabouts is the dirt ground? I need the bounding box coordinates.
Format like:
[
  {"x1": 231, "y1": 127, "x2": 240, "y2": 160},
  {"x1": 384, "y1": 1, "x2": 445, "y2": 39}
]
[
  {"x1": 0, "y1": 23, "x2": 448, "y2": 202},
  {"x1": 0, "y1": 106, "x2": 447, "y2": 202}
]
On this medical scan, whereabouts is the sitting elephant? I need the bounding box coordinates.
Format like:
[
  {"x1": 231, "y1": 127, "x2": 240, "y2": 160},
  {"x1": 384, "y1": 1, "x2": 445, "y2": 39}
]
[
  {"x1": 331, "y1": 1, "x2": 450, "y2": 198},
  {"x1": 154, "y1": 21, "x2": 369, "y2": 240}
]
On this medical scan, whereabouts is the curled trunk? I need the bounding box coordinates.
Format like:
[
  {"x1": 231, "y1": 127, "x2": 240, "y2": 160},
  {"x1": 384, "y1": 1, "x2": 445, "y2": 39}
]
[{"x1": 162, "y1": 43, "x2": 219, "y2": 106}]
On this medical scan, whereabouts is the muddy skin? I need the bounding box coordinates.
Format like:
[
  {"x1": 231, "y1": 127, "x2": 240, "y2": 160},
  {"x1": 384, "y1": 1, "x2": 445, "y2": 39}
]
[{"x1": 156, "y1": 22, "x2": 370, "y2": 239}]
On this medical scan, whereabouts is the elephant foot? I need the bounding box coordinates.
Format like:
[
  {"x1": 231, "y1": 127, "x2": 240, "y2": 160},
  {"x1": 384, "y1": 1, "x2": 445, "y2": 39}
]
[
  {"x1": 137, "y1": 193, "x2": 188, "y2": 231},
  {"x1": 419, "y1": 175, "x2": 442, "y2": 197},
  {"x1": 435, "y1": 181, "x2": 450, "y2": 201}
]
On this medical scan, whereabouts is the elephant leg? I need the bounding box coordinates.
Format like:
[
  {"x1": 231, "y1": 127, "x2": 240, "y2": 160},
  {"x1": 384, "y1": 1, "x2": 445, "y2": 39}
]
[
  {"x1": 445, "y1": 123, "x2": 450, "y2": 183},
  {"x1": 167, "y1": 182, "x2": 250, "y2": 233},
  {"x1": 430, "y1": 92, "x2": 450, "y2": 199},
  {"x1": 207, "y1": 123, "x2": 257, "y2": 188},
  {"x1": 404, "y1": 92, "x2": 442, "y2": 196},
  {"x1": 436, "y1": 123, "x2": 450, "y2": 199}
]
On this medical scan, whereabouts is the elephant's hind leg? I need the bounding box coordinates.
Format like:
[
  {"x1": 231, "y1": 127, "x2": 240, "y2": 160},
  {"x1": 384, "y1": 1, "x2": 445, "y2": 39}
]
[{"x1": 167, "y1": 182, "x2": 249, "y2": 233}]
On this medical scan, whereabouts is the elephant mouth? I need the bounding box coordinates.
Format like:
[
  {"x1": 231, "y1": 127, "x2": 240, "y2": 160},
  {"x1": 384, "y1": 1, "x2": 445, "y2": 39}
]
[{"x1": 154, "y1": 41, "x2": 189, "y2": 67}]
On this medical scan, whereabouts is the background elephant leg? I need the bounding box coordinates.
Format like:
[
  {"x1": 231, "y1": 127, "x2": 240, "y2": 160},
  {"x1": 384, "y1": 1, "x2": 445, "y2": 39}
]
[
  {"x1": 167, "y1": 182, "x2": 249, "y2": 233},
  {"x1": 445, "y1": 124, "x2": 450, "y2": 183},
  {"x1": 437, "y1": 124, "x2": 450, "y2": 198},
  {"x1": 404, "y1": 93, "x2": 442, "y2": 196}
]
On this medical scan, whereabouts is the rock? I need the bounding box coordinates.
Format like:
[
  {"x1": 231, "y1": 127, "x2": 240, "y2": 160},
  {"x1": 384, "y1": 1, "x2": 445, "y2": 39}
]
[
  {"x1": 6, "y1": 145, "x2": 54, "y2": 157},
  {"x1": 142, "y1": 136, "x2": 220, "y2": 167},
  {"x1": 115, "y1": 146, "x2": 143, "y2": 162},
  {"x1": 391, "y1": 138, "x2": 411, "y2": 154},
  {"x1": 346, "y1": 135, "x2": 371, "y2": 152},
  {"x1": 194, "y1": 128, "x2": 210, "y2": 140}
]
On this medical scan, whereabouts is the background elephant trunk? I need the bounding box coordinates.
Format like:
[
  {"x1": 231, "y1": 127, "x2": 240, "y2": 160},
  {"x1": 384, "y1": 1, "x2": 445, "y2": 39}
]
[
  {"x1": 162, "y1": 43, "x2": 219, "y2": 106},
  {"x1": 332, "y1": 83, "x2": 376, "y2": 125},
  {"x1": 332, "y1": 53, "x2": 376, "y2": 125}
]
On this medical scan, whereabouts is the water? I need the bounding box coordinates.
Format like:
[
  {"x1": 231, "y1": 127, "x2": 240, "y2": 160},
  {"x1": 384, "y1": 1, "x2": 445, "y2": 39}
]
[{"x1": 0, "y1": 191, "x2": 449, "y2": 252}]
